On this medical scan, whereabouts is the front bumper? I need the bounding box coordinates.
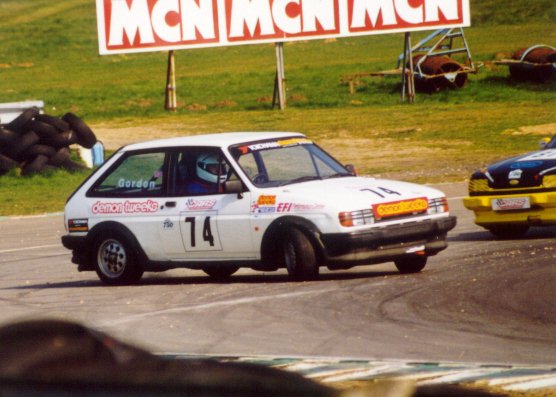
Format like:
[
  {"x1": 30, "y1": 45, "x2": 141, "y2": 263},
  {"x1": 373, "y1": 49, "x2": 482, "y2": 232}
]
[
  {"x1": 61, "y1": 235, "x2": 92, "y2": 270},
  {"x1": 321, "y1": 216, "x2": 457, "y2": 269},
  {"x1": 463, "y1": 191, "x2": 556, "y2": 227}
]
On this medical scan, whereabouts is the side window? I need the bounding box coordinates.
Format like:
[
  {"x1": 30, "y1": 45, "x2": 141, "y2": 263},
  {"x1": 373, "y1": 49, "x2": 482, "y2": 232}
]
[
  {"x1": 90, "y1": 152, "x2": 166, "y2": 197},
  {"x1": 172, "y1": 148, "x2": 232, "y2": 196}
]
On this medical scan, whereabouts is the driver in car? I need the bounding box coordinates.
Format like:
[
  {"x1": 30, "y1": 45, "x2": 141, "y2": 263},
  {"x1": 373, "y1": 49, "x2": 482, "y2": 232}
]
[{"x1": 188, "y1": 152, "x2": 227, "y2": 194}]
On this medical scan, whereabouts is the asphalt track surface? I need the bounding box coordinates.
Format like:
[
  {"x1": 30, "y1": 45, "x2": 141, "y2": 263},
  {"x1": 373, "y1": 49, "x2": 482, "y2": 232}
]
[{"x1": 0, "y1": 182, "x2": 555, "y2": 369}]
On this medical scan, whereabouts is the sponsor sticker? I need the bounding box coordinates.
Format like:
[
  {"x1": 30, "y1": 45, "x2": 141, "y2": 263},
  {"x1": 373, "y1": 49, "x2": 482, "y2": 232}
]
[
  {"x1": 276, "y1": 202, "x2": 325, "y2": 212},
  {"x1": 68, "y1": 219, "x2": 89, "y2": 232},
  {"x1": 491, "y1": 197, "x2": 530, "y2": 211},
  {"x1": 91, "y1": 200, "x2": 159, "y2": 214},
  {"x1": 186, "y1": 198, "x2": 217, "y2": 210},
  {"x1": 257, "y1": 195, "x2": 276, "y2": 205},
  {"x1": 251, "y1": 195, "x2": 277, "y2": 214},
  {"x1": 373, "y1": 197, "x2": 428, "y2": 219}
]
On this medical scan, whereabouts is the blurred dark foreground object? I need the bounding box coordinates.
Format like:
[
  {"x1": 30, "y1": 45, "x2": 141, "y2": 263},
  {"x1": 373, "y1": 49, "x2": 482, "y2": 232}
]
[{"x1": 0, "y1": 319, "x2": 502, "y2": 397}]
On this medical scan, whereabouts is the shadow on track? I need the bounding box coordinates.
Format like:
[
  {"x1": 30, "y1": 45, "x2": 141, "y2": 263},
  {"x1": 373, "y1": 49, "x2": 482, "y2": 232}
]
[{"x1": 3, "y1": 268, "x2": 402, "y2": 290}]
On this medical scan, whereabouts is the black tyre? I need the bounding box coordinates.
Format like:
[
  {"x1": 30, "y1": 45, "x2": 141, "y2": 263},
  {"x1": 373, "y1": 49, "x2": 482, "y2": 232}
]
[
  {"x1": 93, "y1": 232, "x2": 143, "y2": 285},
  {"x1": 486, "y1": 224, "x2": 529, "y2": 239},
  {"x1": 21, "y1": 154, "x2": 49, "y2": 175},
  {"x1": 35, "y1": 114, "x2": 70, "y2": 132},
  {"x1": 61, "y1": 158, "x2": 88, "y2": 172},
  {"x1": 7, "y1": 131, "x2": 40, "y2": 160},
  {"x1": 43, "y1": 131, "x2": 77, "y2": 148},
  {"x1": 62, "y1": 112, "x2": 97, "y2": 148},
  {"x1": 0, "y1": 127, "x2": 18, "y2": 145},
  {"x1": 203, "y1": 266, "x2": 239, "y2": 280},
  {"x1": 48, "y1": 147, "x2": 71, "y2": 167},
  {"x1": 394, "y1": 256, "x2": 427, "y2": 274},
  {"x1": 24, "y1": 120, "x2": 58, "y2": 139},
  {"x1": 0, "y1": 154, "x2": 18, "y2": 174},
  {"x1": 283, "y1": 228, "x2": 318, "y2": 280},
  {"x1": 20, "y1": 144, "x2": 57, "y2": 160},
  {"x1": 5, "y1": 107, "x2": 40, "y2": 134}
]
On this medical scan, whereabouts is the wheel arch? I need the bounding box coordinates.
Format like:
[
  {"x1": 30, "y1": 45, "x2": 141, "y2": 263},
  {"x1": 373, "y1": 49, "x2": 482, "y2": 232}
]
[
  {"x1": 260, "y1": 216, "x2": 325, "y2": 269},
  {"x1": 85, "y1": 221, "x2": 148, "y2": 266}
]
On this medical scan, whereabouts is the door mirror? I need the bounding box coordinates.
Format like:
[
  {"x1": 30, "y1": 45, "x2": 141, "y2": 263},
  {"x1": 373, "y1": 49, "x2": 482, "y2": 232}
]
[
  {"x1": 345, "y1": 164, "x2": 358, "y2": 176},
  {"x1": 224, "y1": 180, "x2": 244, "y2": 198}
]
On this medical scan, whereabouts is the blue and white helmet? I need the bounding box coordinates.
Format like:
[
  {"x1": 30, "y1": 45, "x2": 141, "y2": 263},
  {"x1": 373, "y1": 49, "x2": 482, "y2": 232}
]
[{"x1": 196, "y1": 153, "x2": 227, "y2": 183}]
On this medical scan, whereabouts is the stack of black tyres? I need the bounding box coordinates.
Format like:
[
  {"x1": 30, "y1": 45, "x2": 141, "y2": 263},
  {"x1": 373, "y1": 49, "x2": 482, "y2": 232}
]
[{"x1": 0, "y1": 107, "x2": 97, "y2": 176}]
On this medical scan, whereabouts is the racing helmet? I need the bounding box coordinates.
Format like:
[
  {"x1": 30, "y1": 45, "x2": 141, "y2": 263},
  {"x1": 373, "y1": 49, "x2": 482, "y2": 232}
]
[{"x1": 196, "y1": 153, "x2": 227, "y2": 183}]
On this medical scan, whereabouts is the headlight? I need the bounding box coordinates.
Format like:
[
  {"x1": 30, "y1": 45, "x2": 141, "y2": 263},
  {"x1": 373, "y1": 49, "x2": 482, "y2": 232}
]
[
  {"x1": 339, "y1": 209, "x2": 374, "y2": 227},
  {"x1": 427, "y1": 197, "x2": 449, "y2": 214}
]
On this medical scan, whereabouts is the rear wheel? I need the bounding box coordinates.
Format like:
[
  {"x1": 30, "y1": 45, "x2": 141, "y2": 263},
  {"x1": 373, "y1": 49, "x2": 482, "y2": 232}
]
[
  {"x1": 394, "y1": 256, "x2": 427, "y2": 274},
  {"x1": 93, "y1": 232, "x2": 143, "y2": 285},
  {"x1": 486, "y1": 224, "x2": 529, "y2": 239},
  {"x1": 203, "y1": 267, "x2": 239, "y2": 280},
  {"x1": 283, "y1": 228, "x2": 318, "y2": 280}
]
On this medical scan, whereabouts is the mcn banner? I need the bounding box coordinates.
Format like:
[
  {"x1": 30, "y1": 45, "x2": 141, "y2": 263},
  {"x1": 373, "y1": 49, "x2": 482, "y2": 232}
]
[{"x1": 96, "y1": 0, "x2": 470, "y2": 54}]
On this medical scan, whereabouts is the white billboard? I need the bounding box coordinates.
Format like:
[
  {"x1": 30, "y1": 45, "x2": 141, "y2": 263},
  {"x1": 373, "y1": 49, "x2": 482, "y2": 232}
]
[{"x1": 96, "y1": 0, "x2": 470, "y2": 55}]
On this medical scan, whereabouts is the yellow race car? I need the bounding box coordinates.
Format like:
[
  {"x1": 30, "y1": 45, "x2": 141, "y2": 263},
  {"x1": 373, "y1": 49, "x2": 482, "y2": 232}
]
[{"x1": 463, "y1": 137, "x2": 556, "y2": 238}]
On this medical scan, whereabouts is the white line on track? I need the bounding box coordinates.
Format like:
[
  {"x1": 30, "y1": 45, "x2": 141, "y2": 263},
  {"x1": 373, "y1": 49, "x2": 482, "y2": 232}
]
[
  {"x1": 0, "y1": 244, "x2": 61, "y2": 254},
  {"x1": 100, "y1": 288, "x2": 336, "y2": 328}
]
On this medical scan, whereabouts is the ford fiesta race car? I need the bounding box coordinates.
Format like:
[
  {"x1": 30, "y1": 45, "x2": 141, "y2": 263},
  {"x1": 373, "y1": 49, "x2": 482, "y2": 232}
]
[
  {"x1": 464, "y1": 137, "x2": 556, "y2": 238},
  {"x1": 62, "y1": 132, "x2": 456, "y2": 285}
]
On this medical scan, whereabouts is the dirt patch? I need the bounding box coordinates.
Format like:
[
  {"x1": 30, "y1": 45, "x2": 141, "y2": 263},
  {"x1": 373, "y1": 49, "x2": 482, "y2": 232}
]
[
  {"x1": 92, "y1": 123, "x2": 192, "y2": 150},
  {"x1": 501, "y1": 123, "x2": 556, "y2": 136},
  {"x1": 87, "y1": 123, "x2": 497, "y2": 183}
]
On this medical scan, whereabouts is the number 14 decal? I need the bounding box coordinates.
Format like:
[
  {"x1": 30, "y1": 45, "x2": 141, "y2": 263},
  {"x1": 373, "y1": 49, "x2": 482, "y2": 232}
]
[{"x1": 185, "y1": 216, "x2": 214, "y2": 247}]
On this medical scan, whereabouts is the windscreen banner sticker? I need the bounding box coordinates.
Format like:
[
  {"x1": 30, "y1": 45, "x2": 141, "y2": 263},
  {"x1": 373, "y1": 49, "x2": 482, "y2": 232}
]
[
  {"x1": 91, "y1": 200, "x2": 159, "y2": 214},
  {"x1": 519, "y1": 150, "x2": 556, "y2": 161},
  {"x1": 238, "y1": 138, "x2": 312, "y2": 154},
  {"x1": 373, "y1": 197, "x2": 428, "y2": 219},
  {"x1": 68, "y1": 219, "x2": 89, "y2": 232}
]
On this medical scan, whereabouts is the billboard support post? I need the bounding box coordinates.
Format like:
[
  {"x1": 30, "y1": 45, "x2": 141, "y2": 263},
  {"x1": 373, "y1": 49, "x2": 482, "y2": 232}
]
[
  {"x1": 401, "y1": 33, "x2": 416, "y2": 104},
  {"x1": 272, "y1": 42, "x2": 286, "y2": 111},
  {"x1": 165, "y1": 50, "x2": 177, "y2": 111}
]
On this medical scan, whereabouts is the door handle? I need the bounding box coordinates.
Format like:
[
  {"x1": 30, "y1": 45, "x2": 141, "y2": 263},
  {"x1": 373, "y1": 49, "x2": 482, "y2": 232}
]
[{"x1": 164, "y1": 201, "x2": 176, "y2": 208}]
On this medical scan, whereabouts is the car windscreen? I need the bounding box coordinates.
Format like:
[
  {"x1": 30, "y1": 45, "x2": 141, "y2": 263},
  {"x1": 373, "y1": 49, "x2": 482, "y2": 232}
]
[{"x1": 230, "y1": 138, "x2": 350, "y2": 187}]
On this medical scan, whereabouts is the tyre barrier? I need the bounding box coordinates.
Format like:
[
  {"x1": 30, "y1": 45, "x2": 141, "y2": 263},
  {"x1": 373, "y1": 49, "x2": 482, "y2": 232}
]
[
  {"x1": 0, "y1": 107, "x2": 97, "y2": 176},
  {"x1": 412, "y1": 55, "x2": 468, "y2": 93},
  {"x1": 509, "y1": 45, "x2": 556, "y2": 82}
]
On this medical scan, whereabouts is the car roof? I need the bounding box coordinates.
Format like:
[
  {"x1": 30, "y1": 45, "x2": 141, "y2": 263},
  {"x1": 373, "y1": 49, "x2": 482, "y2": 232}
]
[{"x1": 120, "y1": 132, "x2": 305, "y2": 152}]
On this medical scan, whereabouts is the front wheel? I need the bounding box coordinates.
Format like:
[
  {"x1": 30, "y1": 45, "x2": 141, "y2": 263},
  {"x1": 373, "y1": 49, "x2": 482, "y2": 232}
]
[
  {"x1": 394, "y1": 256, "x2": 427, "y2": 274},
  {"x1": 93, "y1": 232, "x2": 143, "y2": 285},
  {"x1": 283, "y1": 228, "x2": 318, "y2": 280}
]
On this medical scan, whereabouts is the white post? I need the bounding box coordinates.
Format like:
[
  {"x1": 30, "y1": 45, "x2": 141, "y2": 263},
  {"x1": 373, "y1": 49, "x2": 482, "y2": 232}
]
[
  {"x1": 273, "y1": 42, "x2": 286, "y2": 110},
  {"x1": 401, "y1": 33, "x2": 415, "y2": 104},
  {"x1": 165, "y1": 50, "x2": 177, "y2": 111}
]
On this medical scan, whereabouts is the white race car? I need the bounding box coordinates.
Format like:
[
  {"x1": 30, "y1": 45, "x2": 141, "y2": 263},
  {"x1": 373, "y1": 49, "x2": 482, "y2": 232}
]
[{"x1": 62, "y1": 132, "x2": 456, "y2": 284}]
